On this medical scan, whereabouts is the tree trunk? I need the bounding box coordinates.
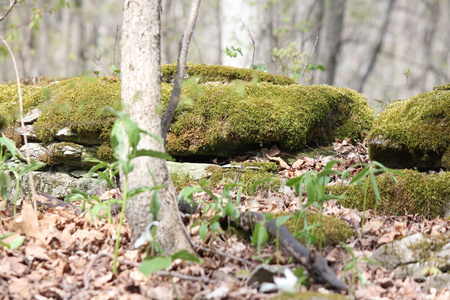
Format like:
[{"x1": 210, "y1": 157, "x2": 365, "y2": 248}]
[
  {"x1": 121, "y1": 0, "x2": 195, "y2": 255},
  {"x1": 317, "y1": 0, "x2": 346, "y2": 85},
  {"x1": 357, "y1": 0, "x2": 396, "y2": 92}
]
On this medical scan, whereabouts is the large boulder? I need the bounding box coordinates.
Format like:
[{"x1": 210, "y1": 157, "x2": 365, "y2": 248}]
[
  {"x1": 367, "y1": 84, "x2": 450, "y2": 171},
  {"x1": 328, "y1": 169, "x2": 450, "y2": 219}
]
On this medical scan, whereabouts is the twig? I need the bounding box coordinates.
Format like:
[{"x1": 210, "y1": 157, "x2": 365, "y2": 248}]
[
  {"x1": 0, "y1": 0, "x2": 22, "y2": 22},
  {"x1": 298, "y1": 36, "x2": 319, "y2": 83},
  {"x1": 194, "y1": 243, "x2": 256, "y2": 267},
  {"x1": 1, "y1": 36, "x2": 38, "y2": 213},
  {"x1": 240, "y1": 19, "x2": 255, "y2": 68}
]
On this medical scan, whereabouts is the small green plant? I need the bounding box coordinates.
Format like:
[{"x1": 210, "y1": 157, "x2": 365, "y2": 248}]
[
  {"x1": 286, "y1": 160, "x2": 345, "y2": 249},
  {"x1": 110, "y1": 64, "x2": 121, "y2": 76},
  {"x1": 342, "y1": 162, "x2": 402, "y2": 236},
  {"x1": 103, "y1": 108, "x2": 173, "y2": 273},
  {"x1": 403, "y1": 68, "x2": 411, "y2": 99},
  {"x1": 225, "y1": 46, "x2": 243, "y2": 58},
  {"x1": 340, "y1": 242, "x2": 377, "y2": 297},
  {"x1": 65, "y1": 157, "x2": 120, "y2": 223},
  {"x1": 0, "y1": 136, "x2": 46, "y2": 219}
]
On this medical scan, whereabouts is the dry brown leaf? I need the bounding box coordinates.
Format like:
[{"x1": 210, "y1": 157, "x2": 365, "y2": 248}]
[
  {"x1": 394, "y1": 221, "x2": 406, "y2": 236},
  {"x1": 99, "y1": 188, "x2": 120, "y2": 201},
  {"x1": 292, "y1": 159, "x2": 305, "y2": 169},
  {"x1": 9, "y1": 277, "x2": 32, "y2": 299},
  {"x1": 377, "y1": 229, "x2": 399, "y2": 245},
  {"x1": 8, "y1": 202, "x2": 45, "y2": 243},
  {"x1": 363, "y1": 218, "x2": 384, "y2": 234},
  {"x1": 25, "y1": 245, "x2": 52, "y2": 261},
  {"x1": 267, "y1": 155, "x2": 290, "y2": 169}
]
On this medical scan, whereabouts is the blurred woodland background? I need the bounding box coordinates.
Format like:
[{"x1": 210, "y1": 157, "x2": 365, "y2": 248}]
[{"x1": 0, "y1": 0, "x2": 449, "y2": 111}]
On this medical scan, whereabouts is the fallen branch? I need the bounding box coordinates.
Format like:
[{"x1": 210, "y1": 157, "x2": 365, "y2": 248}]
[{"x1": 238, "y1": 211, "x2": 348, "y2": 292}]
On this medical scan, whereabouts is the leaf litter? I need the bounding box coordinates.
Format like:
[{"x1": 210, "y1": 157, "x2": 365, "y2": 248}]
[{"x1": 0, "y1": 138, "x2": 448, "y2": 299}]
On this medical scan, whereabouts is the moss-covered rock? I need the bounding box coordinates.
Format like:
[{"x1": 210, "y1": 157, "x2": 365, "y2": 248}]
[
  {"x1": 327, "y1": 169, "x2": 450, "y2": 219},
  {"x1": 162, "y1": 63, "x2": 296, "y2": 85},
  {"x1": 277, "y1": 211, "x2": 355, "y2": 247},
  {"x1": 165, "y1": 82, "x2": 374, "y2": 157},
  {"x1": 32, "y1": 76, "x2": 120, "y2": 144},
  {"x1": 1, "y1": 65, "x2": 374, "y2": 159},
  {"x1": 367, "y1": 85, "x2": 449, "y2": 171},
  {"x1": 0, "y1": 82, "x2": 46, "y2": 129}
]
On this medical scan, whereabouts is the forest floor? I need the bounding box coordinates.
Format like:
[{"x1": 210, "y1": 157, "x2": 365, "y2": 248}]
[{"x1": 0, "y1": 140, "x2": 449, "y2": 300}]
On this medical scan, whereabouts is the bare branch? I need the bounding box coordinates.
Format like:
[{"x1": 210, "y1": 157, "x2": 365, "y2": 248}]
[
  {"x1": 241, "y1": 19, "x2": 255, "y2": 68},
  {"x1": 0, "y1": 0, "x2": 22, "y2": 23},
  {"x1": 1, "y1": 36, "x2": 39, "y2": 213},
  {"x1": 298, "y1": 36, "x2": 319, "y2": 83},
  {"x1": 161, "y1": 0, "x2": 201, "y2": 140}
]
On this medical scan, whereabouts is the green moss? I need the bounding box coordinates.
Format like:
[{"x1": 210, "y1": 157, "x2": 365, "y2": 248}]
[
  {"x1": 270, "y1": 291, "x2": 349, "y2": 300},
  {"x1": 162, "y1": 63, "x2": 296, "y2": 85},
  {"x1": 32, "y1": 76, "x2": 120, "y2": 143},
  {"x1": 328, "y1": 170, "x2": 450, "y2": 219},
  {"x1": 367, "y1": 87, "x2": 449, "y2": 170},
  {"x1": 406, "y1": 233, "x2": 449, "y2": 262},
  {"x1": 171, "y1": 172, "x2": 201, "y2": 191},
  {"x1": 97, "y1": 142, "x2": 115, "y2": 163},
  {"x1": 275, "y1": 211, "x2": 355, "y2": 247},
  {"x1": 166, "y1": 83, "x2": 374, "y2": 156},
  {"x1": 1, "y1": 68, "x2": 373, "y2": 161},
  {"x1": 1, "y1": 127, "x2": 23, "y2": 148},
  {"x1": 0, "y1": 82, "x2": 47, "y2": 130},
  {"x1": 208, "y1": 162, "x2": 281, "y2": 194},
  {"x1": 434, "y1": 83, "x2": 450, "y2": 91}
]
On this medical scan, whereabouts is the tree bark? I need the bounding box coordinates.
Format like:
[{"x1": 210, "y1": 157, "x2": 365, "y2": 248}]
[
  {"x1": 161, "y1": 0, "x2": 201, "y2": 140},
  {"x1": 121, "y1": 0, "x2": 195, "y2": 254},
  {"x1": 357, "y1": 0, "x2": 396, "y2": 92},
  {"x1": 317, "y1": 0, "x2": 346, "y2": 85}
]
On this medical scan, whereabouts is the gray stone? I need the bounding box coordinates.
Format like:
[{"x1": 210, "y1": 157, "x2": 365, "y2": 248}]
[
  {"x1": 5, "y1": 168, "x2": 108, "y2": 203},
  {"x1": 167, "y1": 161, "x2": 218, "y2": 180},
  {"x1": 21, "y1": 107, "x2": 41, "y2": 124},
  {"x1": 18, "y1": 143, "x2": 51, "y2": 167},
  {"x1": 47, "y1": 142, "x2": 98, "y2": 168},
  {"x1": 55, "y1": 127, "x2": 103, "y2": 145},
  {"x1": 372, "y1": 232, "x2": 450, "y2": 291}
]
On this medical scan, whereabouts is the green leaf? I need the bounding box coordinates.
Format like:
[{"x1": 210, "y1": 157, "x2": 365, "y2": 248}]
[
  {"x1": 65, "y1": 192, "x2": 88, "y2": 202},
  {"x1": 150, "y1": 191, "x2": 160, "y2": 221},
  {"x1": 18, "y1": 161, "x2": 46, "y2": 177},
  {"x1": 0, "y1": 137, "x2": 17, "y2": 157},
  {"x1": 5, "y1": 235, "x2": 24, "y2": 250},
  {"x1": 276, "y1": 215, "x2": 292, "y2": 227},
  {"x1": 170, "y1": 250, "x2": 202, "y2": 263},
  {"x1": 252, "y1": 223, "x2": 269, "y2": 251},
  {"x1": 127, "y1": 185, "x2": 166, "y2": 198},
  {"x1": 224, "y1": 198, "x2": 237, "y2": 218},
  {"x1": 122, "y1": 117, "x2": 141, "y2": 150},
  {"x1": 349, "y1": 166, "x2": 370, "y2": 184},
  {"x1": 369, "y1": 170, "x2": 381, "y2": 203},
  {"x1": 139, "y1": 256, "x2": 172, "y2": 276},
  {"x1": 134, "y1": 149, "x2": 173, "y2": 161},
  {"x1": 199, "y1": 222, "x2": 208, "y2": 242}
]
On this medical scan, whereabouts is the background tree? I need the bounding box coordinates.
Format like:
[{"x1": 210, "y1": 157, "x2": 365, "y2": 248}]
[
  {"x1": 1, "y1": 0, "x2": 449, "y2": 111},
  {"x1": 120, "y1": 0, "x2": 194, "y2": 253}
]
